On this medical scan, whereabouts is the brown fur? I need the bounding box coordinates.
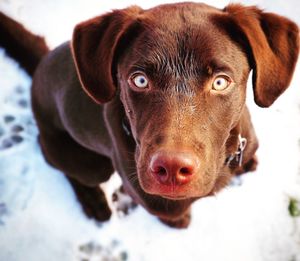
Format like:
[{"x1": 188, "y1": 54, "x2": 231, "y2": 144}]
[{"x1": 1, "y1": 3, "x2": 298, "y2": 228}]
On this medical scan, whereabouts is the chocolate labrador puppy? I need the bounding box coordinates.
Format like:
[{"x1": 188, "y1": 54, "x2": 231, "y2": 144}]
[{"x1": 1, "y1": 2, "x2": 299, "y2": 228}]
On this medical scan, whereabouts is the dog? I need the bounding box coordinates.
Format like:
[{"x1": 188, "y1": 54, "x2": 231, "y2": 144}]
[{"x1": 0, "y1": 2, "x2": 299, "y2": 228}]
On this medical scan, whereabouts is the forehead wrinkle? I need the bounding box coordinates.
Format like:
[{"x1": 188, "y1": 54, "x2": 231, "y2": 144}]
[
  {"x1": 134, "y1": 20, "x2": 222, "y2": 71},
  {"x1": 133, "y1": 31, "x2": 203, "y2": 84}
]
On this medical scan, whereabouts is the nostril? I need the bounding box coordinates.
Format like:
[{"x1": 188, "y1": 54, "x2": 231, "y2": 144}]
[
  {"x1": 151, "y1": 164, "x2": 165, "y2": 174},
  {"x1": 156, "y1": 166, "x2": 167, "y2": 176},
  {"x1": 180, "y1": 167, "x2": 193, "y2": 175},
  {"x1": 176, "y1": 166, "x2": 194, "y2": 185},
  {"x1": 152, "y1": 166, "x2": 169, "y2": 183}
]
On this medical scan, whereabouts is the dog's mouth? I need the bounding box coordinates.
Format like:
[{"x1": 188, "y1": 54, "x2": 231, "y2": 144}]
[{"x1": 148, "y1": 182, "x2": 192, "y2": 200}]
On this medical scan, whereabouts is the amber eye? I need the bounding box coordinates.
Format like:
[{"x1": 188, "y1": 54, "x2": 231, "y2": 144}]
[
  {"x1": 212, "y1": 76, "x2": 231, "y2": 91},
  {"x1": 130, "y1": 73, "x2": 149, "y2": 89}
]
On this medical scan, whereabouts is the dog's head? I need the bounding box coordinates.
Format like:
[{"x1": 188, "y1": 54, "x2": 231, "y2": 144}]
[{"x1": 72, "y1": 3, "x2": 299, "y2": 200}]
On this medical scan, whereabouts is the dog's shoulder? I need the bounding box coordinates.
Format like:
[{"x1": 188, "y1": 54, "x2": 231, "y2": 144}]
[{"x1": 33, "y1": 41, "x2": 112, "y2": 154}]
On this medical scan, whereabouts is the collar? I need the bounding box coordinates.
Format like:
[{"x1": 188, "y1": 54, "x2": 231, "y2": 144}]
[{"x1": 225, "y1": 134, "x2": 247, "y2": 167}]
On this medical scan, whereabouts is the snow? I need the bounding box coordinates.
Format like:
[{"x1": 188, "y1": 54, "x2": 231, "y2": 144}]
[{"x1": 0, "y1": 0, "x2": 299, "y2": 260}]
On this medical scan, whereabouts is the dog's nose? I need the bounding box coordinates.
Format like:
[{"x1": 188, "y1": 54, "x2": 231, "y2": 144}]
[{"x1": 150, "y1": 151, "x2": 199, "y2": 186}]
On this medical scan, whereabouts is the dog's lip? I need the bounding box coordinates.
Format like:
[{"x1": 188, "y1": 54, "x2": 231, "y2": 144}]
[
  {"x1": 145, "y1": 184, "x2": 195, "y2": 200},
  {"x1": 159, "y1": 194, "x2": 191, "y2": 200}
]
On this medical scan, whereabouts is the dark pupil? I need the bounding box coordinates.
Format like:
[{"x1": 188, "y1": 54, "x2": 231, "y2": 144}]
[
  {"x1": 139, "y1": 78, "x2": 145, "y2": 84},
  {"x1": 217, "y1": 80, "x2": 222, "y2": 85}
]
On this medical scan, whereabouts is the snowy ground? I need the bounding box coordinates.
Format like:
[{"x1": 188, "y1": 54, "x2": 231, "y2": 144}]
[{"x1": 0, "y1": 1, "x2": 300, "y2": 261}]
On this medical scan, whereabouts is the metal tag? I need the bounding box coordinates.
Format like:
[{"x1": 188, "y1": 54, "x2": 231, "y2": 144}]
[{"x1": 235, "y1": 136, "x2": 247, "y2": 166}]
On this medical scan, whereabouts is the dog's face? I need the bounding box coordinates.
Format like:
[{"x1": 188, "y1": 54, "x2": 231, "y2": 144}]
[
  {"x1": 72, "y1": 3, "x2": 299, "y2": 200},
  {"x1": 118, "y1": 5, "x2": 249, "y2": 199}
]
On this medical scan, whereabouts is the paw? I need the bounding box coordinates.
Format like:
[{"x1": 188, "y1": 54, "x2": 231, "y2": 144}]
[
  {"x1": 70, "y1": 180, "x2": 112, "y2": 222},
  {"x1": 81, "y1": 197, "x2": 112, "y2": 222},
  {"x1": 159, "y1": 210, "x2": 191, "y2": 229},
  {"x1": 112, "y1": 186, "x2": 137, "y2": 217}
]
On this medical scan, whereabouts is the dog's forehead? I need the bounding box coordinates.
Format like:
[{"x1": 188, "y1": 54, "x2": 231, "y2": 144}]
[
  {"x1": 126, "y1": 3, "x2": 238, "y2": 76},
  {"x1": 141, "y1": 2, "x2": 222, "y2": 32},
  {"x1": 145, "y1": 2, "x2": 222, "y2": 23}
]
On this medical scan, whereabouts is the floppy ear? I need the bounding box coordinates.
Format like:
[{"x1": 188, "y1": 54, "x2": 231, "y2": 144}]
[
  {"x1": 72, "y1": 6, "x2": 142, "y2": 104},
  {"x1": 224, "y1": 4, "x2": 299, "y2": 107}
]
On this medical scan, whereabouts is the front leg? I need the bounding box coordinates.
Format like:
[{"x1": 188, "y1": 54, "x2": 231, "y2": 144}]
[
  {"x1": 68, "y1": 177, "x2": 112, "y2": 221},
  {"x1": 37, "y1": 127, "x2": 114, "y2": 222}
]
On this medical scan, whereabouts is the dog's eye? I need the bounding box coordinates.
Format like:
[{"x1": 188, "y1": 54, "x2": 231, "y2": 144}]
[
  {"x1": 212, "y1": 76, "x2": 231, "y2": 91},
  {"x1": 131, "y1": 73, "x2": 149, "y2": 89}
]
